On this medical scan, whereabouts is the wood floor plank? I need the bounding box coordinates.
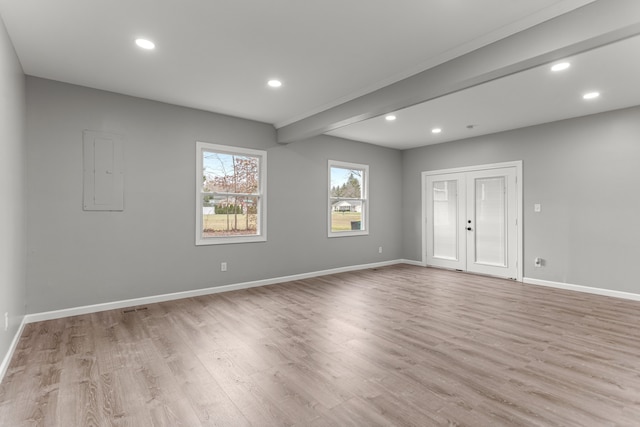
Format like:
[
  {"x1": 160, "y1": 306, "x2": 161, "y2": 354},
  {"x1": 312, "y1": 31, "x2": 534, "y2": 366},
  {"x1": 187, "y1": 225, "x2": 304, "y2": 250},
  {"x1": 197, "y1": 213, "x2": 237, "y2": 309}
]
[
  {"x1": 197, "y1": 351, "x2": 295, "y2": 426},
  {"x1": 3, "y1": 265, "x2": 640, "y2": 425}
]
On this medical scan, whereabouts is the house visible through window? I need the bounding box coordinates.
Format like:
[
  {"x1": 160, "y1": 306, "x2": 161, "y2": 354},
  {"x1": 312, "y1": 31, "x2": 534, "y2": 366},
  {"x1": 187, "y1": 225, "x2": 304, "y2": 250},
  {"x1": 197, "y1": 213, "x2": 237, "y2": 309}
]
[
  {"x1": 196, "y1": 142, "x2": 266, "y2": 245},
  {"x1": 329, "y1": 160, "x2": 369, "y2": 237}
]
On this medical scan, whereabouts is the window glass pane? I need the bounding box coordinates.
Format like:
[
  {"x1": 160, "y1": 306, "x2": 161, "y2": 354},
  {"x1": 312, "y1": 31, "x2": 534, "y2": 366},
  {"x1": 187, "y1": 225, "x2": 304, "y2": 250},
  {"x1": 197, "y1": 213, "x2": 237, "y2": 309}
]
[
  {"x1": 329, "y1": 164, "x2": 367, "y2": 233},
  {"x1": 330, "y1": 167, "x2": 363, "y2": 198},
  {"x1": 202, "y1": 151, "x2": 259, "y2": 194},
  {"x1": 330, "y1": 199, "x2": 363, "y2": 232},
  {"x1": 432, "y1": 180, "x2": 458, "y2": 260},
  {"x1": 202, "y1": 194, "x2": 259, "y2": 237},
  {"x1": 475, "y1": 177, "x2": 506, "y2": 266}
]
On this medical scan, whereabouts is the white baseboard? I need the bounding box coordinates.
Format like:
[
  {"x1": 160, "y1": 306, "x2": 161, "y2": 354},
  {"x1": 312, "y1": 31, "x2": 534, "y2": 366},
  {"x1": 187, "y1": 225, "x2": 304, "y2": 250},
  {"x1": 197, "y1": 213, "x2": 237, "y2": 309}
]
[
  {"x1": 399, "y1": 258, "x2": 427, "y2": 267},
  {"x1": 24, "y1": 265, "x2": 640, "y2": 325},
  {"x1": 523, "y1": 277, "x2": 640, "y2": 302},
  {"x1": 25, "y1": 259, "x2": 407, "y2": 324},
  {"x1": 0, "y1": 316, "x2": 27, "y2": 384},
  {"x1": 10, "y1": 265, "x2": 640, "y2": 383}
]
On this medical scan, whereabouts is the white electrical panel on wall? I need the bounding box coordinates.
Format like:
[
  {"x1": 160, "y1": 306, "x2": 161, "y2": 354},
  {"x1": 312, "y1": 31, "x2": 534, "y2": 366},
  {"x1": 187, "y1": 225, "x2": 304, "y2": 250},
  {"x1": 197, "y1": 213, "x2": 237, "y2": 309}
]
[{"x1": 83, "y1": 130, "x2": 124, "y2": 211}]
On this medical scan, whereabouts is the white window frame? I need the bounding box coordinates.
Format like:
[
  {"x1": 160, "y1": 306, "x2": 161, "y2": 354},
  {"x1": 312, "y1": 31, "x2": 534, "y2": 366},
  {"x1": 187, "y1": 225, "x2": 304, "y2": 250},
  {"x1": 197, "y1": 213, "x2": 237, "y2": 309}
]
[
  {"x1": 196, "y1": 141, "x2": 267, "y2": 245},
  {"x1": 328, "y1": 160, "x2": 369, "y2": 238}
]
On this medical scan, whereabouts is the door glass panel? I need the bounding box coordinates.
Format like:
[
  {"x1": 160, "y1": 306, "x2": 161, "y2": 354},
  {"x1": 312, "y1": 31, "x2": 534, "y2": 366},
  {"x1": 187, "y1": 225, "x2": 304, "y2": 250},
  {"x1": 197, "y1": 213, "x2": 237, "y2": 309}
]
[
  {"x1": 432, "y1": 180, "x2": 458, "y2": 260},
  {"x1": 474, "y1": 177, "x2": 506, "y2": 266}
]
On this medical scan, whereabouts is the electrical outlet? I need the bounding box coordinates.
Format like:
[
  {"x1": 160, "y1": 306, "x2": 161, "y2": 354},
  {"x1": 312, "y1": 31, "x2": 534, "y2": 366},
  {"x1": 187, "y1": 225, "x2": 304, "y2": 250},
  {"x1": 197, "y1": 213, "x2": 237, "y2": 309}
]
[
  {"x1": 4, "y1": 312, "x2": 8, "y2": 331},
  {"x1": 221, "y1": 262, "x2": 227, "y2": 272},
  {"x1": 378, "y1": 246, "x2": 383, "y2": 254}
]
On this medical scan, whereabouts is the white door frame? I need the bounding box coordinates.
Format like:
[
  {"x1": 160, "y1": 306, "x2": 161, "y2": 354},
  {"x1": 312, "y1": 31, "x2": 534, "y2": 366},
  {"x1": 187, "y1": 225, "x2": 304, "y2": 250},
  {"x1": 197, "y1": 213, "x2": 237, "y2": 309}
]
[{"x1": 421, "y1": 161, "x2": 523, "y2": 281}]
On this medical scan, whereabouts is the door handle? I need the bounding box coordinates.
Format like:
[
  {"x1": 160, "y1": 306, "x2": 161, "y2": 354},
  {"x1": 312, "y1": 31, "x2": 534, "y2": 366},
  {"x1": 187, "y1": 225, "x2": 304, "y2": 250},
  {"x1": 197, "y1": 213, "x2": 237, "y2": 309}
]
[{"x1": 466, "y1": 227, "x2": 472, "y2": 231}]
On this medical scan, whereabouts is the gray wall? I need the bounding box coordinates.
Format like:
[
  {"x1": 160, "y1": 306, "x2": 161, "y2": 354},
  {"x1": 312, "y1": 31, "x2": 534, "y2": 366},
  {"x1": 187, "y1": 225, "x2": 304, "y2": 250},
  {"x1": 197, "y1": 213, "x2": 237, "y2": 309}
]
[
  {"x1": 21, "y1": 62, "x2": 640, "y2": 314},
  {"x1": 403, "y1": 106, "x2": 640, "y2": 294},
  {"x1": 0, "y1": 16, "x2": 26, "y2": 366},
  {"x1": 25, "y1": 77, "x2": 403, "y2": 314}
]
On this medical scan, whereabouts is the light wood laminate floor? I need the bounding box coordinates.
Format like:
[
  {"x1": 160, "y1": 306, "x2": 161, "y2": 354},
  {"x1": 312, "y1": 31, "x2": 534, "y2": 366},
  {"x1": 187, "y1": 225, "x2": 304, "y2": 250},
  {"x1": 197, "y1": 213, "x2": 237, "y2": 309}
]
[{"x1": 2, "y1": 265, "x2": 640, "y2": 426}]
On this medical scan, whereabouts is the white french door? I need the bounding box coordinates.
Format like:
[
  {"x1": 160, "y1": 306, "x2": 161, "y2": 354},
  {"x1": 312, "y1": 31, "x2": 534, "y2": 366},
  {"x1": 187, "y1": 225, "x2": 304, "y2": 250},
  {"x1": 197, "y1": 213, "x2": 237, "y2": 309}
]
[
  {"x1": 425, "y1": 173, "x2": 467, "y2": 271},
  {"x1": 424, "y1": 163, "x2": 521, "y2": 280}
]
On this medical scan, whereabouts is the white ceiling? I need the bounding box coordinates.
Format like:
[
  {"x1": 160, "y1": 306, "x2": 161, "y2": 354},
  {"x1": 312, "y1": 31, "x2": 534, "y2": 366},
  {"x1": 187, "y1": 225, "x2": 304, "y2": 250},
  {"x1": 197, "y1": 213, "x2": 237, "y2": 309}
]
[
  {"x1": 3, "y1": 0, "x2": 638, "y2": 150},
  {"x1": 328, "y1": 34, "x2": 640, "y2": 149}
]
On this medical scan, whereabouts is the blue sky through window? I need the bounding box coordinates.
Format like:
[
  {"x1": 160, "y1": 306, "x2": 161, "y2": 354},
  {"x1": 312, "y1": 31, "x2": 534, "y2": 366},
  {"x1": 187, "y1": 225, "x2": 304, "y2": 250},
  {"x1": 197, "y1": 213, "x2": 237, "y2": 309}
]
[{"x1": 331, "y1": 166, "x2": 362, "y2": 189}]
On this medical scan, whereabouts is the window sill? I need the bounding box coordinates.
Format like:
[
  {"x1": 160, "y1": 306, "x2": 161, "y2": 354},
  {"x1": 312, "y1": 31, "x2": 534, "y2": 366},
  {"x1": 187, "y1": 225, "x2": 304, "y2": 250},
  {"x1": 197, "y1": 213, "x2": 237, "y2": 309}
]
[
  {"x1": 196, "y1": 235, "x2": 267, "y2": 246},
  {"x1": 328, "y1": 231, "x2": 369, "y2": 238}
]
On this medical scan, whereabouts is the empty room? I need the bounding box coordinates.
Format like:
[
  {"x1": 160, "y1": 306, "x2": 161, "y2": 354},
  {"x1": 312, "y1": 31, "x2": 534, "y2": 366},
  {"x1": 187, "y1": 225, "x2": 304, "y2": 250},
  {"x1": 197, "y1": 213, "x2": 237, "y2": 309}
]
[{"x1": 2, "y1": 0, "x2": 640, "y2": 425}]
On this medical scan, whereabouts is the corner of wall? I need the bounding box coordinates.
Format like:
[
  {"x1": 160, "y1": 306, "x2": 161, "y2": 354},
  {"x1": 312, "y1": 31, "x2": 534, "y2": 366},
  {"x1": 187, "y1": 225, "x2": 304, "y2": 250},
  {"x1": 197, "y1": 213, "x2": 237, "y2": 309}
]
[{"x1": 0, "y1": 14, "x2": 28, "y2": 383}]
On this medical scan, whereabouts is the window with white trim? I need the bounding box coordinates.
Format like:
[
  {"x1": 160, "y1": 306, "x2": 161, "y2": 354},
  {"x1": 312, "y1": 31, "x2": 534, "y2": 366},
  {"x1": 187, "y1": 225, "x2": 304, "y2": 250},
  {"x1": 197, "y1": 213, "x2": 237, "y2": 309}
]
[
  {"x1": 196, "y1": 142, "x2": 266, "y2": 245},
  {"x1": 328, "y1": 160, "x2": 369, "y2": 237}
]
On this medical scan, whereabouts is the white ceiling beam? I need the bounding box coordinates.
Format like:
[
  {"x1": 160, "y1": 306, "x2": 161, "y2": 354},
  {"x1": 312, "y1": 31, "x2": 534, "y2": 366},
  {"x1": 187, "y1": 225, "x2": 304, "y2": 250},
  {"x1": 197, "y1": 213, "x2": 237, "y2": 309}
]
[{"x1": 277, "y1": 0, "x2": 640, "y2": 144}]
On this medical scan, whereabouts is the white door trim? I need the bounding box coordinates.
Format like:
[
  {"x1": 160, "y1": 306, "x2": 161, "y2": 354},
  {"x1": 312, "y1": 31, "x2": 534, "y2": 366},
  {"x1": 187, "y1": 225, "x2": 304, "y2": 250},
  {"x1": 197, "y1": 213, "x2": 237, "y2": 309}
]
[{"x1": 421, "y1": 161, "x2": 523, "y2": 281}]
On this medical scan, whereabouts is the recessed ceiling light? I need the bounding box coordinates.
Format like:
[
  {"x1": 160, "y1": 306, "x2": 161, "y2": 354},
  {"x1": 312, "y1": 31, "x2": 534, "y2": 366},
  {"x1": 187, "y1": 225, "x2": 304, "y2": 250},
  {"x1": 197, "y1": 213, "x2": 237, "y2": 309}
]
[
  {"x1": 267, "y1": 79, "x2": 282, "y2": 88},
  {"x1": 583, "y1": 91, "x2": 600, "y2": 100},
  {"x1": 432, "y1": 128, "x2": 442, "y2": 134},
  {"x1": 551, "y1": 62, "x2": 570, "y2": 72},
  {"x1": 385, "y1": 115, "x2": 397, "y2": 121},
  {"x1": 135, "y1": 38, "x2": 155, "y2": 50}
]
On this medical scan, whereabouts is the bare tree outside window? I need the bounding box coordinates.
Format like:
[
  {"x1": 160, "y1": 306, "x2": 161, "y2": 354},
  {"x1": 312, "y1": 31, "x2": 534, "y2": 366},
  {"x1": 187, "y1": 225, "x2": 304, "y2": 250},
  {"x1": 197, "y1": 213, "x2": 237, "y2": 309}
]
[{"x1": 197, "y1": 142, "x2": 266, "y2": 245}]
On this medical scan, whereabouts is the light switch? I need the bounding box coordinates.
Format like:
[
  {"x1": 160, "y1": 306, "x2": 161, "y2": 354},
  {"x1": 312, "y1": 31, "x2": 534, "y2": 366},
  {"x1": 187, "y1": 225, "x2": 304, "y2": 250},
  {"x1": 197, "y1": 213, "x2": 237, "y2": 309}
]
[{"x1": 534, "y1": 204, "x2": 541, "y2": 213}]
